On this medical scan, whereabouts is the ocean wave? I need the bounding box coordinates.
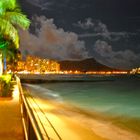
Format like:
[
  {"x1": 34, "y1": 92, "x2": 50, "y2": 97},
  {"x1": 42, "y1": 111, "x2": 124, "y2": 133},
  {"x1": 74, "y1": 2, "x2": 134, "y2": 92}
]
[{"x1": 23, "y1": 83, "x2": 63, "y2": 102}]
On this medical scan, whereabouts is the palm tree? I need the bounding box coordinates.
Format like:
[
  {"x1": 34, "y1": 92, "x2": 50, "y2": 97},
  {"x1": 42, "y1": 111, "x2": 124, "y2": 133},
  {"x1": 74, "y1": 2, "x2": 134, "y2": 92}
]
[
  {"x1": 0, "y1": 0, "x2": 30, "y2": 75},
  {"x1": 0, "y1": 37, "x2": 9, "y2": 74},
  {"x1": 0, "y1": 37, "x2": 9, "y2": 73},
  {"x1": 0, "y1": 39, "x2": 17, "y2": 72}
]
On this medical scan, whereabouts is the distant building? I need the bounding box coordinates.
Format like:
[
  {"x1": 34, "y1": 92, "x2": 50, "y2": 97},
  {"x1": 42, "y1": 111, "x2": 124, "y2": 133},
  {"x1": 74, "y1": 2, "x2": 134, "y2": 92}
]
[
  {"x1": 17, "y1": 61, "x2": 26, "y2": 71},
  {"x1": 130, "y1": 67, "x2": 140, "y2": 74},
  {"x1": 17, "y1": 55, "x2": 60, "y2": 73}
]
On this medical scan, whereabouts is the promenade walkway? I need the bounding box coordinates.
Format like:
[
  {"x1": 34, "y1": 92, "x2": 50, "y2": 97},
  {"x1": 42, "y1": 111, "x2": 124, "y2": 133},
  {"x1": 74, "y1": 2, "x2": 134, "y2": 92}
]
[{"x1": 0, "y1": 82, "x2": 23, "y2": 140}]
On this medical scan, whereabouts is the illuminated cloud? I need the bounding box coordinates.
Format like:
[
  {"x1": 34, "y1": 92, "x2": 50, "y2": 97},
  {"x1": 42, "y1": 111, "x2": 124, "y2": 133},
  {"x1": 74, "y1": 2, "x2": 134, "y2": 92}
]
[{"x1": 19, "y1": 16, "x2": 89, "y2": 60}]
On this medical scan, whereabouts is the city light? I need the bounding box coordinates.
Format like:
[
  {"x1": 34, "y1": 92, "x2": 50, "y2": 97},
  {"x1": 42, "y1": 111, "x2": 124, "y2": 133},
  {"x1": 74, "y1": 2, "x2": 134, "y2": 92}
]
[
  {"x1": 13, "y1": 55, "x2": 130, "y2": 75},
  {"x1": 130, "y1": 67, "x2": 140, "y2": 74}
]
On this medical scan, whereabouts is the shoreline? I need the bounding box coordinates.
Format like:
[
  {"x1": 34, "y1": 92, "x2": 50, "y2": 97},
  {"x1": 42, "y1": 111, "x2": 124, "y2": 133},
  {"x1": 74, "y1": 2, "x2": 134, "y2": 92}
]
[
  {"x1": 46, "y1": 99, "x2": 140, "y2": 137},
  {"x1": 24, "y1": 86, "x2": 140, "y2": 140},
  {"x1": 34, "y1": 97, "x2": 140, "y2": 140}
]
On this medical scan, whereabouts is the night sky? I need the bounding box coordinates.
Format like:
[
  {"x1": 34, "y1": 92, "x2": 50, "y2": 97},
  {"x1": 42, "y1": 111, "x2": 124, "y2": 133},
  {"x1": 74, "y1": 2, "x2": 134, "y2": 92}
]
[{"x1": 18, "y1": 0, "x2": 140, "y2": 70}]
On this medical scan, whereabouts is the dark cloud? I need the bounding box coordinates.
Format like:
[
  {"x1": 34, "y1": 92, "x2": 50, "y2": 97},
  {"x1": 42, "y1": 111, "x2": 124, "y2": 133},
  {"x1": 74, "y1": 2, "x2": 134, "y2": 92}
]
[
  {"x1": 74, "y1": 19, "x2": 137, "y2": 41},
  {"x1": 25, "y1": 0, "x2": 54, "y2": 10},
  {"x1": 94, "y1": 40, "x2": 140, "y2": 69}
]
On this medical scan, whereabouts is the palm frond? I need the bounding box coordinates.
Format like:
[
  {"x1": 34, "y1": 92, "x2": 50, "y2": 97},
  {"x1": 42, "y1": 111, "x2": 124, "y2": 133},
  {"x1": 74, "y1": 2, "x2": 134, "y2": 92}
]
[
  {"x1": 0, "y1": 18, "x2": 19, "y2": 48},
  {"x1": 4, "y1": 11, "x2": 30, "y2": 29},
  {"x1": 0, "y1": 0, "x2": 16, "y2": 12},
  {"x1": 0, "y1": 40, "x2": 9, "y2": 49}
]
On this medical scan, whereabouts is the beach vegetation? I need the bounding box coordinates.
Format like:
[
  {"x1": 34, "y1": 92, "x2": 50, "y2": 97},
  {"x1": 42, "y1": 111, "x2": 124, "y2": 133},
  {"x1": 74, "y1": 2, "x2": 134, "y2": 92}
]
[{"x1": 0, "y1": 74, "x2": 13, "y2": 97}]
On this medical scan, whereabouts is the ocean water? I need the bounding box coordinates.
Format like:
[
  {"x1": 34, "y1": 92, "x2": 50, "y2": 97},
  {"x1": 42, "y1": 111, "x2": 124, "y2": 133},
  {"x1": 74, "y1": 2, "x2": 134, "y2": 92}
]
[{"x1": 24, "y1": 77, "x2": 140, "y2": 119}]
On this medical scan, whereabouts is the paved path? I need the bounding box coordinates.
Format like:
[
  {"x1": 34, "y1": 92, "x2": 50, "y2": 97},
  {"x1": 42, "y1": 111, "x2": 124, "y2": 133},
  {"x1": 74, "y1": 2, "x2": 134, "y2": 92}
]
[{"x1": 0, "y1": 83, "x2": 23, "y2": 140}]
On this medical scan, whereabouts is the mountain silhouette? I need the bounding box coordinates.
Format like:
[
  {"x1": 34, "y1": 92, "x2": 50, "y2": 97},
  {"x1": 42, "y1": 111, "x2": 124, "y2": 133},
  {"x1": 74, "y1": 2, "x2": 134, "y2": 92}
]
[{"x1": 59, "y1": 58, "x2": 115, "y2": 72}]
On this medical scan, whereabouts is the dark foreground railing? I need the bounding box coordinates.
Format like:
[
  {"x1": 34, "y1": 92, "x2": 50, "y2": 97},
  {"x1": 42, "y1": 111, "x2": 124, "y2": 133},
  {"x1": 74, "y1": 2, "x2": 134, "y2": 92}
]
[{"x1": 16, "y1": 76, "x2": 62, "y2": 140}]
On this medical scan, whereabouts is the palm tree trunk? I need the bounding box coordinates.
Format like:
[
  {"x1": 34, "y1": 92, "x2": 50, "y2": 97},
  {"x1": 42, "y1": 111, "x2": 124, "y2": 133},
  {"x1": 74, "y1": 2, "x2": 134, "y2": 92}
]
[
  {"x1": 3, "y1": 57, "x2": 6, "y2": 72},
  {"x1": 3, "y1": 49, "x2": 7, "y2": 73},
  {"x1": 0, "y1": 52, "x2": 3, "y2": 75}
]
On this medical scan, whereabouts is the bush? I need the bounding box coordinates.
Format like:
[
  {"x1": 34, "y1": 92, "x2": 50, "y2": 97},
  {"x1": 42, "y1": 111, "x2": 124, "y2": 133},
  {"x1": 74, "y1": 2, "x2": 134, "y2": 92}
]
[{"x1": 0, "y1": 74, "x2": 13, "y2": 97}]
